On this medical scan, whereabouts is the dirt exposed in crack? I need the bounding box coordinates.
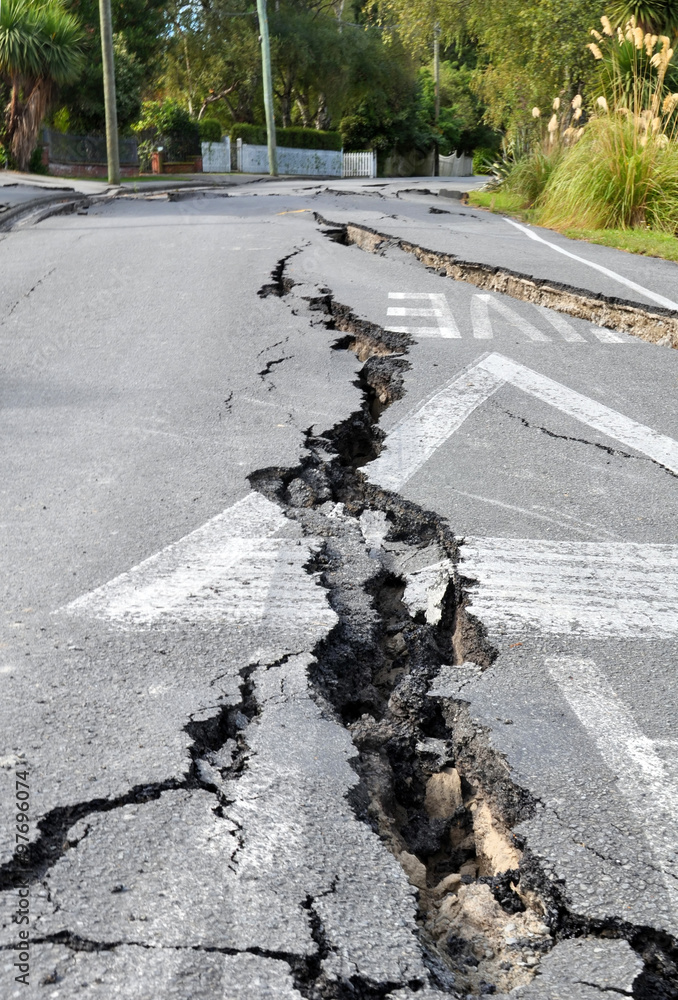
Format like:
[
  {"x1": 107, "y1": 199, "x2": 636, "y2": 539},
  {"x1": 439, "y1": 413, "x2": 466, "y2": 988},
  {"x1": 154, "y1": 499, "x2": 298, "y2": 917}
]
[
  {"x1": 248, "y1": 250, "x2": 678, "y2": 999},
  {"x1": 315, "y1": 214, "x2": 678, "y2": 348}
]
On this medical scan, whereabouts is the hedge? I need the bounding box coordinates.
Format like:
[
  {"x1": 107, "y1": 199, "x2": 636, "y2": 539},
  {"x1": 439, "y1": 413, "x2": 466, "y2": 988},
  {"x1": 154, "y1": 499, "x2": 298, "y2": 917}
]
[
  {"x1": 230, "y1": 123, "x2": 341, "y2": 151},
  {"x1": 199, "y1": 118, "x2": 223, "y2": 143}
]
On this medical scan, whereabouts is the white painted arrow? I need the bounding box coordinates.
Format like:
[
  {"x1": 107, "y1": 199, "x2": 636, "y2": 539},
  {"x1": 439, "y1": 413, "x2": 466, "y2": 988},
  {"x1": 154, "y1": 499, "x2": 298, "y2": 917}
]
[
  {"x1": 61, "y1": 492, "x2": 337, "y2": 631},
  {"x1": 366, "y1": 352, "x2": 678, "y2": 491}
]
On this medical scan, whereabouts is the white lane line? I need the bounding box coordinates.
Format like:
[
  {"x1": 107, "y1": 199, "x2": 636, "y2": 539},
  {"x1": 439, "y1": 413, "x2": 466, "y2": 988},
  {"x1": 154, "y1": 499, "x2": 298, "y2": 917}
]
[
  {"x1": 534, "y1": 305, "x2": 586, "y2": 342},
  {"x1": 387, "y1": 291, "x2": 461, "y2": 338},
  {"x1": 388, "y1": 307, "x2": 441, "y2": 317},
  {"x1": 474, "y1": 294, "x2": 551, "y2": 342},
  {"x1": 505, "y1": 218, "x2": 678, "y2": 311},
  {"x1": 387, "y1": 325, "x2": 454, "y2": 337},
  {"x1": 590, "y1": 325, "x2": 631, "y2": 344},
  {"x1": 547, "y1": 656, "x2": 678, "y2": 911},
  {"x1": 366, "y1": 358, "x2": 505, "y2": 491},
  {"x1": 461, "y1": 537, "x2": 678, "y2": 638},
  {"x1": 470, "y1": 295, "x2": 494, "y2": 339},
  {"x1": 61, "y1": 492, "x2": 337, "y2": 630},
  {"x1": 480, "y1": 353, "x2": 678, "y2": 473},
  {"x1": 367, "y1": 352, "x2": 678, "y2": 490}
]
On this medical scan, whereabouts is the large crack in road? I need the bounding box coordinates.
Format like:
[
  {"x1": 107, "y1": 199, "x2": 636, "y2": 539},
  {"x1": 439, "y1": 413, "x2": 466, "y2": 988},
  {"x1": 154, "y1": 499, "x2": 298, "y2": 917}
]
[
  {"x1": 246, "y1": 245, "x2": 678, "y2": 998},
  {"x1": 1, "y1": 196, "x2": 676, "y2": 998}
]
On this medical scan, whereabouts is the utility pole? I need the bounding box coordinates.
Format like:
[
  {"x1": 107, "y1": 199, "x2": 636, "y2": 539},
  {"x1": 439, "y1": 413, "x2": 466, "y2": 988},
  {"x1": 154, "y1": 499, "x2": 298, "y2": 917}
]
[
  {"x1": 433, "y1": 22, "x2": 440, "y2": 177},
  {"x1": 256, "y1": 0, "x2": 278, "y2": 176},
  {"x1": 98, "y1": 0, "x2": 120, "y2": 185}
]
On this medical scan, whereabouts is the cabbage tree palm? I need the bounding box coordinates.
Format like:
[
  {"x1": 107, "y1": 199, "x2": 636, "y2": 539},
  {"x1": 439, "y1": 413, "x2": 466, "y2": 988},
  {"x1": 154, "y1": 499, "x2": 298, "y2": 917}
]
[
  {"x1": 0, "y1": 0, "x2": 84, "y2": 170},
  {"x1": 608, "y1": 0, "x2": 678, "y2": 37}
]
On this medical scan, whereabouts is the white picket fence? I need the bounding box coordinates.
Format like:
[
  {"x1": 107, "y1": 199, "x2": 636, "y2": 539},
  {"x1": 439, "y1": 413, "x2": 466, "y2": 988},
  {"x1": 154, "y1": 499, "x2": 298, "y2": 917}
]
[
  {"x1": 342, "y1": 151, "x2": 377, "y2": 178},
  {"x1": 201, "y1": 137, "x2": 231, "y2": 172}
]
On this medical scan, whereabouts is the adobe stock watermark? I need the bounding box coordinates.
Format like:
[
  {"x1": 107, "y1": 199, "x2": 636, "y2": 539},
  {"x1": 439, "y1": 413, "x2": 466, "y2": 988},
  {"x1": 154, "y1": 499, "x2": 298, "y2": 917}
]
[{"x1": 11, "y1": 756, "x2": 31, "y2": 988}]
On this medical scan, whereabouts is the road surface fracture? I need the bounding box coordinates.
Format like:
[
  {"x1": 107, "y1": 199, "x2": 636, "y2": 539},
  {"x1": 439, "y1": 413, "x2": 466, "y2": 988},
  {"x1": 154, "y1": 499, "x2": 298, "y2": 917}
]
[
  {"x1": 315, "y1": 215, "x2": 678, "y2": 349},
  {"x1": 249, "y1": 257, "x2": 675, "y2": 997},
  {"x1": 0, "y1": 188, "x2": 675, "y2": 999}
]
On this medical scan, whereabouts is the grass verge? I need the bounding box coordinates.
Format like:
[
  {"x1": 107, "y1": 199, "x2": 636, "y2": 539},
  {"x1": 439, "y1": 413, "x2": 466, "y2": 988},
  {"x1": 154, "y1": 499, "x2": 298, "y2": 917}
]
[
  {"x1": 468, "y1": 189, "x2": 532, "y2": 218},
  {"x1": 468, "y1": 191, "x2": 678, "y2": 263},
  {"x1": 563, "y1": 227, "x2": 678, "y2": 262}
]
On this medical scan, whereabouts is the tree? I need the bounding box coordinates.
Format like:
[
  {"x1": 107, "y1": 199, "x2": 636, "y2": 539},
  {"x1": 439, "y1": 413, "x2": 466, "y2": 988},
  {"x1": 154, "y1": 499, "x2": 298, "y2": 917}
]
[
  {"x1": 56, "y1": 0, "x2": 167, "y2": 133},
  {"x1": 607, "y1": 0, "x2": 678, "y2": 36},
  {"x1": 0, "y1": 0, "x2": 84, "y2": 170}
]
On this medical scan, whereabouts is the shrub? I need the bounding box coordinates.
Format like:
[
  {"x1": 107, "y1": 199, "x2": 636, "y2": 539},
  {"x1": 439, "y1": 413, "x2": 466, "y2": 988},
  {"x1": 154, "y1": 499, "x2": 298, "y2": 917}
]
[
  {"x1": 198, "y1": 118, "x2": 223, "y2": 143},
  {"x1": 132, "y1": 100, "x2": 200, "y2": 161},
  {"x1": 538, "y1": 113, "x2": 678, "y2": 230},
  {"x1": 231, "y1": 123, "x2": 341, "y2": 150},
  {"x1": 472, "y1": 147, "x2": 497, "y2": 174},
  {"x1": 503, "y1": 146, "x2": 564, "y2": 205},
  {"x1": 537, "y1": 17, "x2": 678, "y2": 231},
  {"x1": 230, "y1": 123, "x2": 268, "y2": 146}
]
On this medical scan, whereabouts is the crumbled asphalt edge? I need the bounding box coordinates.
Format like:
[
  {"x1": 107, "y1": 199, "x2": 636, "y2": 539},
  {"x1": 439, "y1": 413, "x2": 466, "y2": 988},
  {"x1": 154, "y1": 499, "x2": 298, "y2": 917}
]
[
  {"x1": 313, "y1": 214, "x2": 678, "y2": 349},
  {"x1": 251, "y1": 252, "x2": 678, "y2": 999},
  {"x1": 0, "y1": 193, "x2": 90, "y2": 233}
]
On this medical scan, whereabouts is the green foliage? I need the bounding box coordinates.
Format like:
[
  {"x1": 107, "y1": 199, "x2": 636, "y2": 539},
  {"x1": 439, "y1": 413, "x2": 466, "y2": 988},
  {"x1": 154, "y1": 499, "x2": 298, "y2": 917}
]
[
  {"x1": 57, "y1": 0, "x2": 166, "y2": 133},
  {"x1": 503, "y1": 146, "x2": 564, "y2": 205},
  {"x1": 230, "y1": 123, "x2": 267, "y2": 146},
  {"x1": 537, "y1": 113, "x2": 678, "y2": 230},
  {"x1": 132, "y1": 100, "x2": 200, "y2": 161},
  {"x1": 198, "y1": 118, "x2": 223, "y2": 142},
  {"x1": 606, "y1": 0, "x2": 678, "y2": 34},
  {"x1": 473, "y1": 147, "x2": 497, "y2": 173},
  {"x1": 0, "y1": 0, "x2": 85, "y2": 169},
  {"x1": 231, "y1": 123, "x2": 341, "y2": 150},
  {"x1": 29, "y1": 145, "x2": 48, "y2": 174},
  {"x1": 279, "y1": 128, "x2": 341, "y2": 150}
]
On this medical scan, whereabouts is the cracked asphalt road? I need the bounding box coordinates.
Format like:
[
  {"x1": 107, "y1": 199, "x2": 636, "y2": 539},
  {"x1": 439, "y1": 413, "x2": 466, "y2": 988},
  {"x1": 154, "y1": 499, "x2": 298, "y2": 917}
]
[{"x1": 0, "y1": 178, "x2": 676, "y2": 999}]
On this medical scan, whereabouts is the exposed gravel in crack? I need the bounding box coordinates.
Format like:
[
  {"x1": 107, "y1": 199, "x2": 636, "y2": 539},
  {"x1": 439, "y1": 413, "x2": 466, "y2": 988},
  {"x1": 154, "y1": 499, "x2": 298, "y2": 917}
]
[
  {"x1": 246, "y1": 248, "x2": 678, "y2": 998},
  {"x1": 314, "y1": 214, "x2": 678, "y2": 348}
]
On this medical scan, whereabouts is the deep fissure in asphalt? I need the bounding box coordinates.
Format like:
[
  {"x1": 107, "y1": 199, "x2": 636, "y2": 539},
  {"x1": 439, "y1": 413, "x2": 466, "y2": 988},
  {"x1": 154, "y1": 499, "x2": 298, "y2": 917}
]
[
  {"x1": 251, "y1": 248, "x2": 678, "y2": 998},
  {"x1": 0, "y1": 220, "x2": 676, "y2": 997},
  {"x1": 314, "y1": 214, "x2": 678, "y2": 349}
]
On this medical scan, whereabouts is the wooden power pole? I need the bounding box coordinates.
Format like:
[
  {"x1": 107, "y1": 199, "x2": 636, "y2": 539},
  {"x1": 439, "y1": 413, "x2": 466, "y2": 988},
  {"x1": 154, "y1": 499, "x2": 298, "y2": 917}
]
[
  {"x1": 98, "y1": 0, "x2": 120, "y2": 185},
  {"x1": 256, "y1": 0, "x2": 278, "y2": 176}
]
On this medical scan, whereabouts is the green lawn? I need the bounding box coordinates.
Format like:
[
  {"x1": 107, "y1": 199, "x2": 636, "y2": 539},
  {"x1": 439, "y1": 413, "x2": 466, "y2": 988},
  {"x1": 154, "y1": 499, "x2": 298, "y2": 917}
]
[
  {"x1": 563, "y1": 227, "x2": 678, "y2": 263},
  {"x1": 468, "y1": 189, "x2": 532, "y2": 219},
  {"x1": 468, "y1": 190, "x2": 678, "y2": 264}
]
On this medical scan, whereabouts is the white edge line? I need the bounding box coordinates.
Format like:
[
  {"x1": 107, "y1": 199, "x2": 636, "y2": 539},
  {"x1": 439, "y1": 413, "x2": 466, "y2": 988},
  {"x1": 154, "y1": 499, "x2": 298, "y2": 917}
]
[{"x1": 504, "y1": 218, "x2": 678, "y2": 311}]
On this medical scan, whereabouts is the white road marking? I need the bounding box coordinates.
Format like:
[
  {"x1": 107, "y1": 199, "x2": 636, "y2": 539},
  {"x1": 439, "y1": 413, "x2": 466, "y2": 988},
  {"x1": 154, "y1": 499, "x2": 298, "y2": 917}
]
[
  {"x1": 504, "y1": 218, "x2": 678, "y2": 311},
  {"x1": 547, "y1": 656, "x2": 678, "y2": 911},
  {"x1": 366, "y1": 359, "x2": 505, "y2": 491},
  {"x1": 461, "y1": 537, "x2": 678, "y2": 638},
  {"x1": 590, "y1": 325, "x2": 630, "y2": 343},
  {"x1": 470, "y1": 294, "x2": 493, "y2": 339},
  {"x1": 367, "y1": 352, "x2": 678, "y2": 490},
  {"x1": 480, "y1": 353, "x2": 678, "y2": 472},
  {"x1": 534, "y1": 305, "x2": 586, "y2": 342},
  {"x1": 386, "y1": 291, "x2": 460, "y2": 338},
  {"x1": 61, "y1": 492, "x2": 337, "y2": 631},
  {"x1": 473, "y1": 294, "x2": 551, "y2": 341}
]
